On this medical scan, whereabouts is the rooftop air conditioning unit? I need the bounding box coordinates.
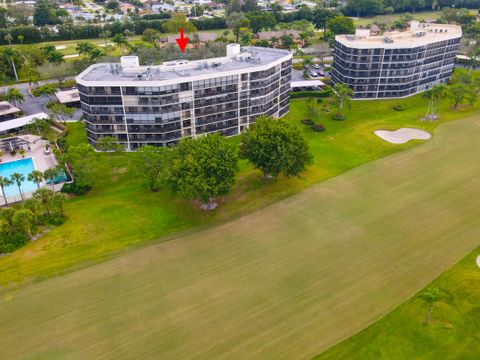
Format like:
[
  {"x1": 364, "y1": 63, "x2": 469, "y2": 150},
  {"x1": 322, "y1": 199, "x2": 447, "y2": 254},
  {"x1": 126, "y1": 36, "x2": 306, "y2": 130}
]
[{"x1": 383, "y1": 36, "x2": 394, "y2": 43}]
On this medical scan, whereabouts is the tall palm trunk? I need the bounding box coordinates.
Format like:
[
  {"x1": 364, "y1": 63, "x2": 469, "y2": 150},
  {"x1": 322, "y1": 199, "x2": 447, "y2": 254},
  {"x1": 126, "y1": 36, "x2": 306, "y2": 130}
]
[
  {"x1": 1, "y1": 185, "x2": 8, "y2": 206},
  {"x1": 10, "y1": 57, "x2": 18, "y2": 82},
  {"x1": 424, "y1": 302, "x2": 433, "y2": 324},
  {"x1": 17, "y1": 183, "x2": 24, "y2": 200}
]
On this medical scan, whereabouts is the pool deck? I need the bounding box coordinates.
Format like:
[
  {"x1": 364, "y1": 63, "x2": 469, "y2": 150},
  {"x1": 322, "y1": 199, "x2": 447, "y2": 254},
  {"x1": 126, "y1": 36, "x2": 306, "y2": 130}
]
[{"x1": 0, "y1": 134, "x2": 63, "y2": 205}]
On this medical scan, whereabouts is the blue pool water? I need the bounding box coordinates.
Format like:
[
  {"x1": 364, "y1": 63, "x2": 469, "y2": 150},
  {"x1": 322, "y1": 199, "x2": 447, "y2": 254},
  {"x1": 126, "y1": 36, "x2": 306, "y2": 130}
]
[{"x1": 0, "y1": 158, "x2": 38, "y2": 197}]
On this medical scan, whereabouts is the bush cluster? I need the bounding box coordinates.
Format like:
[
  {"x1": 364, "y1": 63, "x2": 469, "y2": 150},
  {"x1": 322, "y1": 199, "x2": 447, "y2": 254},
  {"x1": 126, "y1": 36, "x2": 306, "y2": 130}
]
[{"x1": 311, "y1": 124, "x2": 326, "y2": 132}]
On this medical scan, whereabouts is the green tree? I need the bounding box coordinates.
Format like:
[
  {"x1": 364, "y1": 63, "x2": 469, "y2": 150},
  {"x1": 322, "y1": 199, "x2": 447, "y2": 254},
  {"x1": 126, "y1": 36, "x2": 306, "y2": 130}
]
[
  {"x1": 106, "y1": 0, "x2": 119, "y2": 10},
  {"x1": 12, "y1": 209, "x2": 35, "y2": 240},
  {"x1": 326, "y1": 15, "x2": 355, "y2": 35},
  {"x1": 0, "y1": 207, "x2": 16, "y2": 235},
  {"x1": 167, "y1": 134, "x2": 238, "y2": 205},
  {"x1": 420, "y1": 287, "x2": 441, "y2": 324},
  {"x1": 33, "y1": 188, "x2": 54, "y2": 215},
  {"x1": 2, "y1": 47, "x2": 20, "y2": 81},
  {"x1": 422, "y1": 84, "x2": 446, "y2": 120},
  {"x1": 46, "y1": 50, "x2": 64, "y2": 64},
  {"x1": 43, "y1": 167, "x2": 60, "y2": 191},
  {"x1": 4, "y1": 33, "x2": 13, "y2": 45},
  {"x1": 76, "y1": 41, "x2": 95, "y2": 56},
  {"x1": 331, "y1": 83, "x2": 354, "y2": 117},
  {"x1": 34, "y1": 0, "x2": 61, "y2": 26},
  {"x1": 100, "y1": 30, "x2": 112, "y2": 47},
  {"x1": 10, "y1": 173, "x2": 25, "y2": 200},
  {"x1": 49, "y1": 103, "x2": 76, "y2": 123},
  {"x1": 346, "y1": 0, "x2": 384, "y2": 17},
  {"x1": 447, "y1": 84, "x2": 467, "y2": 109},
  {"x1": 227, "y1": 12, "x2": 249, "y2": 42},
  {"x1": 312, "y1": 8, "x2": 339, "y2": 32},
  {"x1": 5, "y1": 88, "x2": 24, "y2": 107},
  {"x1": 50, "y1": 192, "x2": 68, "y2": 218},
  {"x1": 112, "y1": 33, "x2": 128, "y2": 55},
  {"x1": 23, "y1": 198, "x2": 42, "y2": 226},
  {"x1": 240, "y1": 116, "x2": 313, "y2": 180},
  {"x1": 130, "y1": 145, "x2": 171, "y2": 192},
  {"x1": 27, "y1": 170, "x2": 44, "y2": 189},
  {"x1": 164, "y1": 13, "x2": 197, "y2": 34},
  {"x1": 142, "y1": 28, "x2": 160, "y2": 48},
  {"x1": 64, "y1": 144, "x2": 107, "y2": 188},
  {"x1": 246, "y1": 11, "x2": 277, "y2": 34},
  {"x1": 0, "y1": 175, "x2": 14, "y2": 206}
]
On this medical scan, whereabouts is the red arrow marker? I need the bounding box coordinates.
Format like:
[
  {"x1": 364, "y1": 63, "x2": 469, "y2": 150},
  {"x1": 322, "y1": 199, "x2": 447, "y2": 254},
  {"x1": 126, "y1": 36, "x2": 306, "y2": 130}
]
[{"x1": 176, "y1": 28, "x2": 189, "y2": 53}]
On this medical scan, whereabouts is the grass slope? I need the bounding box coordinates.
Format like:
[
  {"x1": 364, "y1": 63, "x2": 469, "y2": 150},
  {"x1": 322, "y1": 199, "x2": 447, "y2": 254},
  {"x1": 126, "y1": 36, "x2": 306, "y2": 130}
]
[
  {"x1": 0, "y1": 116, "x2": 478, "y2": 359},
  {"x1": 315, "y1": 247, "x2": 480, "y2": 360},
  {"x1": 0, "y1": 93, "x2": 479, "y2": 288}
]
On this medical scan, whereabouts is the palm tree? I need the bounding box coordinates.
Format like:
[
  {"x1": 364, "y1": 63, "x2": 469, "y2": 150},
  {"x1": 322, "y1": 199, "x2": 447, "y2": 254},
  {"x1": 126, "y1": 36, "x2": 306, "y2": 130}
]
[
  {"x1": 33, "y1": 188, "x2": 54, "y2": 215},
  {"x1": 4, "y1": 33, "x2": 13, "y2": 45},
  {"x1": 43, "y1": 167, "x2": 60, "y2": 191},
  {"x1": 0, "y1": 175, "x2": 14, "y2": 206},
  {"x1": 2, "y1": 47, "x2": 19, "y2": 81},
  {"x1": 422, "y1": 84, "x2": 446, "y2": 121},
  {"x1": 100, "y1": 30, "x2": 112, "y2": 47},
  {"x1": 331, "y1": 83, "x2": 354, "y2": 117},
  {"x1": 112, "y1": 34, "x2": 128, "y2": 55},
  {"x1": 51, "y1": 192, "x2": 68, "y2": 217},
  {"x1": 88, "y1": 48, "x2": 104, "y2": 63},
  {"x1": 23, "y1": 198, "x2": 42, "y2": 226},
  {"x1": 76, "y1": 41, "x2": 94, "y2": 56},
  {"x1": 41, "y1": 44, "x2": 56, "y2": 56},
  {"x1": 47, "y1": 51, "x2": 65, "y2": 64},
  {"x1": 0, "y1": 207, "x2": 15, "y2": 235},
  {"x1": 27, "y1": 170, "x2": 44, "y2": 189},
  {"x1": 10, "y1": 172, "x2": 25, "y2": 200},
  {"x1": 5, "y1": 88, "x2": 24, "y2": 107},
  {"x1": 420, "y1": 287, "x2": 441, "y2": 324}
]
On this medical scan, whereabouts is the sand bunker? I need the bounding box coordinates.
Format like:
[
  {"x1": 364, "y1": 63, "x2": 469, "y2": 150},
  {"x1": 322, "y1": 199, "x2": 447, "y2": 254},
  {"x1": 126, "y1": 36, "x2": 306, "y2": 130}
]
[
  {"x1": 375, "y1": 128, "x2": 431, "y2": 144},
  {"x1": 55, "y1": 45, "x2": 66, "y2": 50},
  {"x1": 63, "y1": 54, "x2": 79, "y2": 59}
]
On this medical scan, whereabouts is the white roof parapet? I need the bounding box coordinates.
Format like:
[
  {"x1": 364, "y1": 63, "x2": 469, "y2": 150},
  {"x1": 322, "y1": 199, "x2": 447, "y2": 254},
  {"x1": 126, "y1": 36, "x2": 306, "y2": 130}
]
[
  {"x1": 76, "y1": 45, "x2": 293, "y2": 87},
  {"x1": 0, "y1": 112, "x2": 49, "y2": 133},
  {"x1": 336, "y1": 23, "x2": 462, "y2": 49}
]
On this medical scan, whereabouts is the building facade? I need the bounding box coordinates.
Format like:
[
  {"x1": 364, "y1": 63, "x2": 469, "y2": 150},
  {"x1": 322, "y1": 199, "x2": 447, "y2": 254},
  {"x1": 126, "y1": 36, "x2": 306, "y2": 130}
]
[
  {"x1": 76, "y1": 45, "x2": 292, "y2": 150},
  {"x1": 331, "y1": 23, "x2": 462, "y2": 99}
]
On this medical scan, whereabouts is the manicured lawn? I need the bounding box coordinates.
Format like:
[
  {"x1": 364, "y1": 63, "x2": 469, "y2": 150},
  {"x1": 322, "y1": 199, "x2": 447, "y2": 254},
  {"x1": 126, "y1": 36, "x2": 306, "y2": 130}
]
[
  {"x1": 0, "y1": 115, "x2": 478, "y2": 359},
  {"x1": 0, "y1": 88, "x2": 479, "y2": 288},
  {"x1": 315, "y1": 246, "x2": 480, "y2": 359},
  {"x1": 353, "y1": 11, "x2": 443, "y2": 26}
]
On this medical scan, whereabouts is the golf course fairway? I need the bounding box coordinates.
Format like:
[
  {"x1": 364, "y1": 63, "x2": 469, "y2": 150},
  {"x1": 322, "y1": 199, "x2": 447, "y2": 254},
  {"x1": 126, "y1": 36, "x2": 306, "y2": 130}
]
[{"x1": 1, "y1": 116, "x2": 479, "y2": 359}]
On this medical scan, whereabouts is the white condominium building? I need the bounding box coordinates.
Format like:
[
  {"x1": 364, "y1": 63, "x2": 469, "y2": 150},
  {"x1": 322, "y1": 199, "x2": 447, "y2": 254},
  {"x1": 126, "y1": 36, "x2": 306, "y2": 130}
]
[
  {"x1": 76, "y1": 44, "x2": 293, "y2": 150},
  {"x1": 332, "y1": 22, "x2": 462, "y2": 99}
]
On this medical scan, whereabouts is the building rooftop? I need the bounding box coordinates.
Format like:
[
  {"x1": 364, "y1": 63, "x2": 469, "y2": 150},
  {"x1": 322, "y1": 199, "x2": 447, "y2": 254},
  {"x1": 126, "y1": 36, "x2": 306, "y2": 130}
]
[
  {"x1": 0, "y1": 112, "x2": 49, "y2": 134},
  {"x1": 336, "y1": 23, "x2": 462, "y2": 49},
  {"x1": 0, "y1": 101, "x2": 21, "y2": 117},
  {"x1": 56, "y1": 88, "x2": 80, "y2": 104},
  {"x1": 76, "y1": 45, "x2": 292, "y2": 86}
]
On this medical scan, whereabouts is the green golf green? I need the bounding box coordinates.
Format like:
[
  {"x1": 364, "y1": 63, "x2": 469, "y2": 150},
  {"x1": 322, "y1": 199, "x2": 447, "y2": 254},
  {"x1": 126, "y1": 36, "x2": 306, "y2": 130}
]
[{"x1": 1, "y1": 116, "x2": 478, "y2": 359}]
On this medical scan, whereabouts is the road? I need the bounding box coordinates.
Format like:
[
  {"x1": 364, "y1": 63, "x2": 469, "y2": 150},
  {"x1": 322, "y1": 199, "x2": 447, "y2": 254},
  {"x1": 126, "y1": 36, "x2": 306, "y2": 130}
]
[{"x1": 10, "y1": 78, "x2": 82, "y2": 120}]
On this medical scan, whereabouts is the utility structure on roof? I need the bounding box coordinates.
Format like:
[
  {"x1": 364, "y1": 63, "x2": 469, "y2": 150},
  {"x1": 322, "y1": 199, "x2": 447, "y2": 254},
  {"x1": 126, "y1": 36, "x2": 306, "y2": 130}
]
[
  {"x1": 331, "y1": 22, "x2": 462, "y2": 99},
  {"x1": 76, "y1": 44, "x2": 293, "y2": 150}
]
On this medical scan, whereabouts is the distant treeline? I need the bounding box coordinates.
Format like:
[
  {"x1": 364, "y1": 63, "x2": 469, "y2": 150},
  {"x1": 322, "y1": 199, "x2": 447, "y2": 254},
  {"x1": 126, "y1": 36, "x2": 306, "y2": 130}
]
[{"x1": 0, "y1": 17, "x2": 227, "y2": 45}]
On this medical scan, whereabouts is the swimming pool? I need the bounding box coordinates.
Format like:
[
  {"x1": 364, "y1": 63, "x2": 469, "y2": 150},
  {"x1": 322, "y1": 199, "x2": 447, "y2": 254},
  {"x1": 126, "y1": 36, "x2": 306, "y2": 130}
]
[{"x1": 0, "y1": 158, "x2": 38, "y2": 197}]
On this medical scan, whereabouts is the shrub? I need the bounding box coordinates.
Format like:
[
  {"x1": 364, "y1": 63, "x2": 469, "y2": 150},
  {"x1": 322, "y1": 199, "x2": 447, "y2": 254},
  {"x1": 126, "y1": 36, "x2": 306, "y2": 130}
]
[
  {"x1": 333, "y1": 114, "x2": 345, "y2": 121},
  {"x1": 290, "y1": 90, "x2": 332, "y2": 99},
  {"x1": 393, "y1": 104, "x2": 405, "y2": 111},
  {"x1": 311, "y1": 124, "x2": 326, "y2": 132},
  {"x1": 41, "y1": 214, "x2": 66, "y2": 226},
  {"x1": 61, "y1": 182, "x2": 91, "y2": 196},
  {"x1": 301, "y1": 118, "x2": 314, "y2": 126}
]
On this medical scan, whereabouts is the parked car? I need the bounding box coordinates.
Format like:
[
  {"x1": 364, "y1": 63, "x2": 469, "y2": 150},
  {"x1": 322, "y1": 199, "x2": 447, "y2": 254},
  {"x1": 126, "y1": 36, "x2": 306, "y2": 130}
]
[
  {"x1": 317, "y1": 70, "x2": 325, "y2": 76},
  {"x1": 313, "y1": 64, "x2": 320, "y2": 69},
  {"x1": 309, "y1": 71, "x2": 319, "y2": 77}
]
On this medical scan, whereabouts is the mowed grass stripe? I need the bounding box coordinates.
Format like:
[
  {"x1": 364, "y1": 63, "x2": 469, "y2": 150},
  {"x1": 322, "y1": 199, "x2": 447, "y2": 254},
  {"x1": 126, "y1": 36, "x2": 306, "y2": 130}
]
[{"x1": 1, "y1": 117, "x2": 479, "y2": 359}]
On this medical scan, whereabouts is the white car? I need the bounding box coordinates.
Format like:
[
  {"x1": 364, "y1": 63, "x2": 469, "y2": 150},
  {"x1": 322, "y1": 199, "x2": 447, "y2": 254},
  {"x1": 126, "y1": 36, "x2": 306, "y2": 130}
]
[{"x1": 312, "y1": 64, "x2": 320, "y2": 69}]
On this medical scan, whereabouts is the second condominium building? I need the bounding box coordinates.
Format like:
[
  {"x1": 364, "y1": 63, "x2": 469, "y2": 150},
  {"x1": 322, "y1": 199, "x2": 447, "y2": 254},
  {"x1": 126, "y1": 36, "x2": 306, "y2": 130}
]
[
  {"x1": 331, "y1": 22, "x2": 462, "y2": 99},
  {"x1": 76, "y1": 44, "x2": 292, "y2": 150}
]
